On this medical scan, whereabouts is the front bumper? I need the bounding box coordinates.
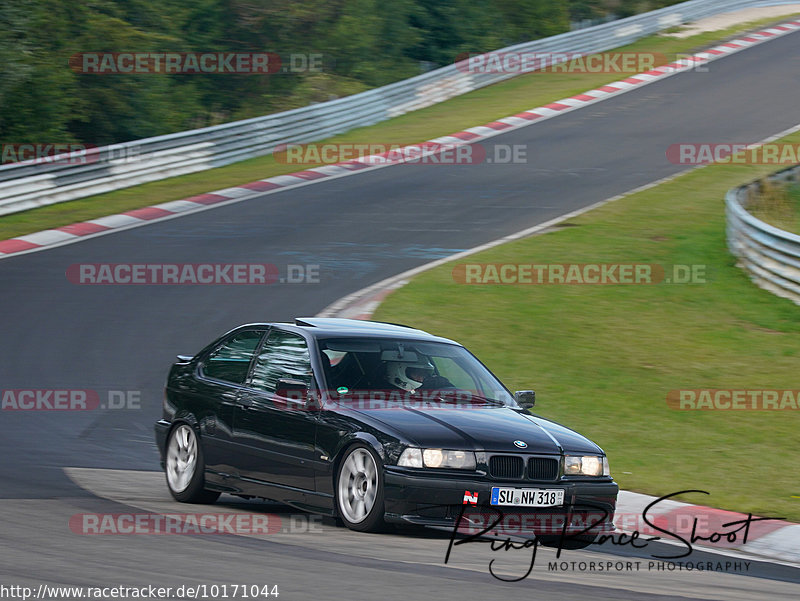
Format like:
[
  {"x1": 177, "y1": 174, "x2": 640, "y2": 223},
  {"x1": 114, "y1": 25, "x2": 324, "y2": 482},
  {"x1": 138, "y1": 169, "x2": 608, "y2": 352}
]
[{"x1": 384, "y1": 468, "x2": 618, "y2": 537}]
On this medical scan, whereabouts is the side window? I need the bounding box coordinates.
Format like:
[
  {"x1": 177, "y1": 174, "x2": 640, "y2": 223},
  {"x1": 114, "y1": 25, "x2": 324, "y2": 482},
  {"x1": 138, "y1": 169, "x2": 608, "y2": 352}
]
[
  {"x1": 321, "y1": 349, "x2": 347, "y2": 366},
  {"x1": 250, "y1": 330, "x2": 312, "y2": 394},
  {"x1": 201, "y1": 329, "x2": 265, "y2": 384}
]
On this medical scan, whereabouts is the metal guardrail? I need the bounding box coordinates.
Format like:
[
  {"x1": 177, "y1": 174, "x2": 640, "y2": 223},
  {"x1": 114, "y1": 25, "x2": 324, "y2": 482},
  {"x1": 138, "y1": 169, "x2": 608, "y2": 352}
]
[
  {"x1": 726, "y1": 165, "x2": 800, "y2": 305},
  {"x1": 0, "y1": 0, "x2": 795, "y2": 215}
]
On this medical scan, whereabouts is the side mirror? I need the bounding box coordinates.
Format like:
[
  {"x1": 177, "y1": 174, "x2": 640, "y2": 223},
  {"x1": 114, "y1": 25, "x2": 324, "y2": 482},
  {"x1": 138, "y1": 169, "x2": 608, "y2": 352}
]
[
  {"x1": 515, "y1": 390, "x2": 535, "y2": 410},
  {"x1": 275, "y1": 378, "x2": 309, "y2": 403}
]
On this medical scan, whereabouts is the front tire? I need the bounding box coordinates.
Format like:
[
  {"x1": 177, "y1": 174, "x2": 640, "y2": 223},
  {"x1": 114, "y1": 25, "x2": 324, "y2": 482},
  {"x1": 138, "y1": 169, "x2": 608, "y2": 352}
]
[
  {"x1": 335, "y1": 445, "x2": 386, "y2": 532},
  {"x1": 165, "y1": 424, "x2": 220, "y2": 504}
]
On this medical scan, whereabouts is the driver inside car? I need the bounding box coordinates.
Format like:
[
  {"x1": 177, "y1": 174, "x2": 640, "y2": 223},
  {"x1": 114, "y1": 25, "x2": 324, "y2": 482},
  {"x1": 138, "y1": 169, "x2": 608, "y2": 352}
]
[{"x1": 384, "y1": 357, "x2": 454, "y2": 392}]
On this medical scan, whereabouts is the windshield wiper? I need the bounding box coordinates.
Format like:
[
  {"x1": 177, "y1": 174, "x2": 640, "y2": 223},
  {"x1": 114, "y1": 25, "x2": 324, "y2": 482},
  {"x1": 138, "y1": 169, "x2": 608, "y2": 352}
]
[
  {"x1": 463, "y1": 394, "x2": 508, "y2": 407},
  {"x1": 413, "y1": 390, "x2": 508, "y2": 407}
]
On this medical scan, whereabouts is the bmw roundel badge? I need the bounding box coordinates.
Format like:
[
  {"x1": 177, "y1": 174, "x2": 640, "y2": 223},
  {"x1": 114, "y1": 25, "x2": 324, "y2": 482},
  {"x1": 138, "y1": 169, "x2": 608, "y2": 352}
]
[{"x1": 513, "y1": 440, "x2": 527, "y2": 449}]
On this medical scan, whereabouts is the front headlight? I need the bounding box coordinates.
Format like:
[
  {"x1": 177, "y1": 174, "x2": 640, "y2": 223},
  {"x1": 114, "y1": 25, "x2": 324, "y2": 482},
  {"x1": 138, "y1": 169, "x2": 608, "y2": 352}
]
[
  {"x1": 398, "y1": 447, "x2": 476, "y2": 470},
  {"x1": 564, "y1": 455, "x2": 609, "y2": 476}
]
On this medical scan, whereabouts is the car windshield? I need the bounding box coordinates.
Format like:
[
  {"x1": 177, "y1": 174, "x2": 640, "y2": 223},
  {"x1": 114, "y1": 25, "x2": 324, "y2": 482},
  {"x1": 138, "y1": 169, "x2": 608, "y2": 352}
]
[{"x1": 317, "y1": 337, "x2": 517, "y2": 407}]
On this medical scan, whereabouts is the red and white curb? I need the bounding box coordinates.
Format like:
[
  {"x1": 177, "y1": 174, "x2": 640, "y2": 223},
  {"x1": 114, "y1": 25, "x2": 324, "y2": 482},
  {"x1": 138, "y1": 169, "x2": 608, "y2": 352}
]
[
  {"x1": 614, "y1": 491, "x2": 799, "y2": 563},
  {"x1": 2, "y1": 20, "x2": 800, "y2": 260}
]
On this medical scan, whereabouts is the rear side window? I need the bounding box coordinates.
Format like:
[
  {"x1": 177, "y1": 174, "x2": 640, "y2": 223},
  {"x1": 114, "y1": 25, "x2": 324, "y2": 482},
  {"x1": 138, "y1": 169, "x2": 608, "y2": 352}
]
[
  {"x1": 201, "y1": 329, "x2": 265, "y2": 384},
  {"x1": 249, "y1": 330, "x2": 312, "y2": 393}
]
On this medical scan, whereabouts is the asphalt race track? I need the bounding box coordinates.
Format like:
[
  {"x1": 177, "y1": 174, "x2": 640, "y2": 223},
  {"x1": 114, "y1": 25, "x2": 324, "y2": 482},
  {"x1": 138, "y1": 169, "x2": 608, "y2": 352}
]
[{"x1": 2, "y1": 26, "x2": 800, "y2": 600}]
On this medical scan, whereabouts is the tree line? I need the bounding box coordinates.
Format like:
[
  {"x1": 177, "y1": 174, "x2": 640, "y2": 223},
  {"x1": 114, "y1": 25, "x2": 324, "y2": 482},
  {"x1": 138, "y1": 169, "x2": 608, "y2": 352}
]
[{"x1": 0, "y1": 1, "x2": 683, "y2": 147}]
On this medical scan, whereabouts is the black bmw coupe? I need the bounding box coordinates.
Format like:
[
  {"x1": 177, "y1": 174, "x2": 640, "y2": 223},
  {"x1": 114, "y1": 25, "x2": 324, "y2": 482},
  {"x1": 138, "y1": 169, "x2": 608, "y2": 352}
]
[{"x1": 155, "y1": 318, "x2": 618, "y2": 540}]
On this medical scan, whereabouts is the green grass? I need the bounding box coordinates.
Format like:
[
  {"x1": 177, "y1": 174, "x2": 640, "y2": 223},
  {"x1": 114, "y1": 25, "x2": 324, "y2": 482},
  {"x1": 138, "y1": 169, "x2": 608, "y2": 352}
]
[
  {"x1": 750, "y1": 181, "x2": 800, "y2": 234},
  {"x1": 373, "y1": 129, "x2": 800, "y2": 523},
  {"x1": 2, "y1": 12, "x2": 799, "y2": 241}
]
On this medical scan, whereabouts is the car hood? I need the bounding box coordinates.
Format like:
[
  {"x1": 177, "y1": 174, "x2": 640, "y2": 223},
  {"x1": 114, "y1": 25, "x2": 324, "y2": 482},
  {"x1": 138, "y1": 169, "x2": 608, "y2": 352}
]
[{"x1": 353, "y1": 405, "x2": 603, "y2": 455}]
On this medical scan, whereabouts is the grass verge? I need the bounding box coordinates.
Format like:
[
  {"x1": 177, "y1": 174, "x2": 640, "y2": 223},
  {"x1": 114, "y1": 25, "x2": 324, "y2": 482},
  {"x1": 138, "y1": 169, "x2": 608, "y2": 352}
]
[
  {"x1": 373, "y1": 129, "x2": 800, "y2": 523},
  {"x1": 749, "y1": 180, "x2": 800, "y2": 234},
  {"x1": 2, "y1": 12, "x2": 799, "y2": 241}
]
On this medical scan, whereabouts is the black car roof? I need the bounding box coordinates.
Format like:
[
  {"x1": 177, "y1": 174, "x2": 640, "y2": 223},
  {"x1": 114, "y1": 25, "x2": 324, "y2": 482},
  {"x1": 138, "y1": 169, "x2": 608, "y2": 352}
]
[{"x1": 256, "y1": 317, "x2": 460, "y2": 345}]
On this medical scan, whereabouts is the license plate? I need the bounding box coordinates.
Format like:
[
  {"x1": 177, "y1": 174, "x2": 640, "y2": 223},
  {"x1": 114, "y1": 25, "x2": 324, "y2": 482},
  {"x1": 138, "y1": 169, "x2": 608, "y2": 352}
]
[{"x1": 490, "y1": 487, "x2": 564, "y2": 507}]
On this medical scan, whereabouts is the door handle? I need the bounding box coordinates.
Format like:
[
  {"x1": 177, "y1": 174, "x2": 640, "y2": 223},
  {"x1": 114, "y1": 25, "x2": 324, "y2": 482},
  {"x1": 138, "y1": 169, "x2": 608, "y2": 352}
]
[{"x1": 236, "y1": 395, "x2": 254, "y2": 410}]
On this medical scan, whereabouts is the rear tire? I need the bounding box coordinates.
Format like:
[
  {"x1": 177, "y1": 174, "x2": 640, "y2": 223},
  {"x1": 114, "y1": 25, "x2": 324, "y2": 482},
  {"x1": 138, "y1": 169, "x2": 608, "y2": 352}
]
[
  {"x1": 165, "y1": 424, "x2": 220, "y2": 504},
  {"x1": 335, "y1": 445, "x2": 386, "y2": 532}
]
